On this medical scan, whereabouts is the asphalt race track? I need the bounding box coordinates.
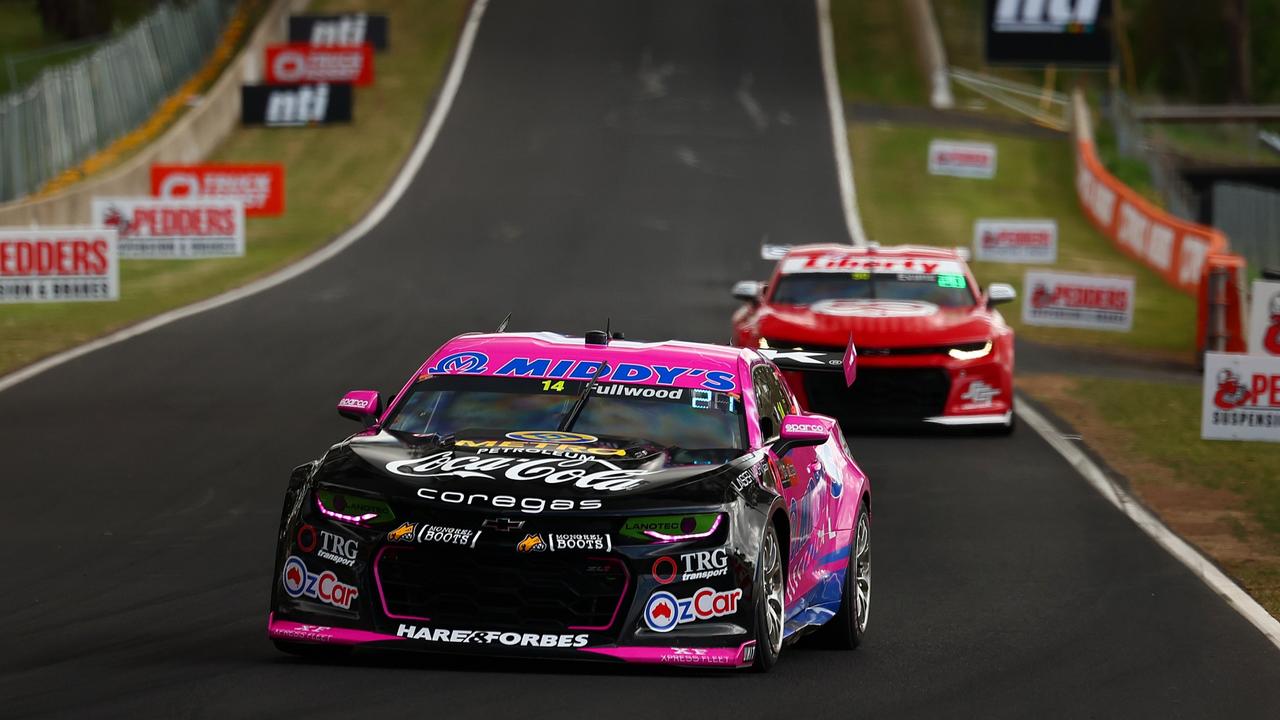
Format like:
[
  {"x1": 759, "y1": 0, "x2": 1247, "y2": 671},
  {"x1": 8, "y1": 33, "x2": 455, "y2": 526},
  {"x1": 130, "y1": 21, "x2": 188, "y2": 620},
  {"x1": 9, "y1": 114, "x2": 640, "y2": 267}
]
[{"x1": 3, "y1": 1, "x2": 1280, "y2": 717}]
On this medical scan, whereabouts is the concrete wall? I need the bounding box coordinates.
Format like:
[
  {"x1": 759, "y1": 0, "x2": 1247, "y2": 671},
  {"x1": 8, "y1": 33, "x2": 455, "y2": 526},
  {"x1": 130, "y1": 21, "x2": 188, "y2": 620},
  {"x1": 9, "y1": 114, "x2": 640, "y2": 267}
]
[{"x1": 0, "y1": 0, "x2": 308, "y2": 227}]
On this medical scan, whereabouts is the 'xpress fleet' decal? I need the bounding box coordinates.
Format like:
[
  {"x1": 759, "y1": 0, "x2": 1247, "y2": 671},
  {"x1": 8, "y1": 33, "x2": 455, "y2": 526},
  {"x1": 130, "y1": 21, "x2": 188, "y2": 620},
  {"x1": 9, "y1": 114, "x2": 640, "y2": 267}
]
[
  {"x1": 644, "y1": 587, "x2": 743, "y2": 632},
  {"x1": 396, "y1": 624, "x2": 589, "y2": 647},
  {"x1": 425, "y1": 351, "x2": 737, "y2": 391},
  {"x1": 387, "y1": 451, "x2": 652, "y2": 492},
  {"x1": 281, "y1": 555, "x2": 359, "y2": 609}
]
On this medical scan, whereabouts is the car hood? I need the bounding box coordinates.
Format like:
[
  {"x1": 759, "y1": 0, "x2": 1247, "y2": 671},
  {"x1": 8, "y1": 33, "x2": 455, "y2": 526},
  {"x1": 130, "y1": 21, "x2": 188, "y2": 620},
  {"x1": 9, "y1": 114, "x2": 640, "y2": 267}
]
[
  {"x1": 758, "y1": 301, "x2": 998, "y2": 348},
  {"x1": 316, "y1": 430, "x2": 748, "y2": 505}
]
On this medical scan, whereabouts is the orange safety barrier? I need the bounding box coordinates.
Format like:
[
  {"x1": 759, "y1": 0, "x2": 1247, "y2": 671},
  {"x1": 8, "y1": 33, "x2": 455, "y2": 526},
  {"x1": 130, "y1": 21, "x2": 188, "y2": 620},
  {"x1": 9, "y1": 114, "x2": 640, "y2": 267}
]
[
  {"x1": 1197, "y1": 254, "x2": 1248, "y2": 356},
  {"x1": 1073, "y1": 139, "x2": 1229, "y2": 295}
]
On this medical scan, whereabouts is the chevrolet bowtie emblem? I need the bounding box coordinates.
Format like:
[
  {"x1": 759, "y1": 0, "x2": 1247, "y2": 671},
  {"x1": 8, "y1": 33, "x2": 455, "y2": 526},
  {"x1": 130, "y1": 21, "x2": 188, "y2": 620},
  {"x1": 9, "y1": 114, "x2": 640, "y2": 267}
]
[{"x1": 482, "y1": 517, "x2": 525, "y2": 532}]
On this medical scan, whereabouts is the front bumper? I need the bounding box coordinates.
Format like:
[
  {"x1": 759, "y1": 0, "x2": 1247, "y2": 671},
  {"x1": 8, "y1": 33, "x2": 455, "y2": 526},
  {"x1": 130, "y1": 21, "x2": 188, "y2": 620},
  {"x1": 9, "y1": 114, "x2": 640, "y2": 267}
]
[
  {"x1": 269, "y1": 494, "x2": 762, "y2": 669},
  {"x1": 781, "y1": 347, "x2": 1013, "y2": 427}
]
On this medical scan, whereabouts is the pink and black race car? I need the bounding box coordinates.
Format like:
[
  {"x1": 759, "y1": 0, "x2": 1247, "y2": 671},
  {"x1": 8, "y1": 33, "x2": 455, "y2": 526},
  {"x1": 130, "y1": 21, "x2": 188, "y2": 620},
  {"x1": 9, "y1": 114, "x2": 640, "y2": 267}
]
[
  {"x1": 269, "y1": 330, "x2": 871, "y2": 671},
  {"x1": 732, "y1": 244, "x2": 1018, "y2": 432}
]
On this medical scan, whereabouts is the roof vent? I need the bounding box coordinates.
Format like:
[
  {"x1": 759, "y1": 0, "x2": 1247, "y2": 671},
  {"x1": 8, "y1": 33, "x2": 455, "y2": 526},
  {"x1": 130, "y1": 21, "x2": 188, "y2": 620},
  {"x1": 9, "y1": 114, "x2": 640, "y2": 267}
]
[{"x1": 584, "y1": 330, "x2": 610, "y2": 346}]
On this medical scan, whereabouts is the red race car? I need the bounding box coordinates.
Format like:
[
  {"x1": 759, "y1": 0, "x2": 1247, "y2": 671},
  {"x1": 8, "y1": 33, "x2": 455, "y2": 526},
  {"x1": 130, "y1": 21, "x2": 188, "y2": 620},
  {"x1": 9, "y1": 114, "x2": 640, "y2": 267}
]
[{"x1": 731, "y1": 244, "x2": 1018, "y2": 432}]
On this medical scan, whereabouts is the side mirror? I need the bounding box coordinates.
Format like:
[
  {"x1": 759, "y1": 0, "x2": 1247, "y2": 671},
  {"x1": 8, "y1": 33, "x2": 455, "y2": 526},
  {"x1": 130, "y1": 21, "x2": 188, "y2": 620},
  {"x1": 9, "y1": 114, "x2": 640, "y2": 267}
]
[
  {"x1": 771, "y1": 414, "x2": 830, "y2": 456},
  {"x1": 338, "y1": 390, "x2": 383, "y2": 427},
  {"x1": 986, "y1": 282, "x2": 1017, "y2": 307},
  {"x1": 732, "y1": 280, "x2": 764, "y2": 303}
]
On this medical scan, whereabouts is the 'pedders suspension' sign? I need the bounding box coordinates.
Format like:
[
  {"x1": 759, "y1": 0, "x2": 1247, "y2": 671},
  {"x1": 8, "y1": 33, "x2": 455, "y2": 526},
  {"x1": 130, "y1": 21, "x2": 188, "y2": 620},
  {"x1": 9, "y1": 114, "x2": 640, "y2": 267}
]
[
  {"x1": 92, "y1": 198, "x2": 245, "y2": 259},
  {"x1": 0, "y1": 228, "x2": 119, "y2": 303},
  {"x1": 1202, "y1": 352, "x2": 1280, "y2": 443}
]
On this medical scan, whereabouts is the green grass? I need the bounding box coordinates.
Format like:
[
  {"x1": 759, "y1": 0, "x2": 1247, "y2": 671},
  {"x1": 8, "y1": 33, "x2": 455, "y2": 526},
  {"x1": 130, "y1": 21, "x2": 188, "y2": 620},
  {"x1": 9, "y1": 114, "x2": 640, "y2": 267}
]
[
  {"x1": 0, "y1": 0, "x2": 471, "y2": 375},
  {"x1": 829, "y1": 0, "x2": 924, "y2": 105},
  {"x1": 1065, "y1": 376, "x2": 1280, "y2": 615},
  {"x1": 848, "y1": 122, "x2": 1197, "y2": 357},
  {"x1": 1077, "y1": 377, "x2": 1280, "y2": 533}
]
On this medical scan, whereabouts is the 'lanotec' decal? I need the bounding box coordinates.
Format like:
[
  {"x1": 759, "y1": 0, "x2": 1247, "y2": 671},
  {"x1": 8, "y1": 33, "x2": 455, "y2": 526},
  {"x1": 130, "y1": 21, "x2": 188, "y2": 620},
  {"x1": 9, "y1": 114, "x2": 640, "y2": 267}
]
[
  {"x1": 620, "y1": 514, "x2": 719, "y2": 541},
  {"x1": 425, "y1": 352, "x2": 737, "y2": 391}
]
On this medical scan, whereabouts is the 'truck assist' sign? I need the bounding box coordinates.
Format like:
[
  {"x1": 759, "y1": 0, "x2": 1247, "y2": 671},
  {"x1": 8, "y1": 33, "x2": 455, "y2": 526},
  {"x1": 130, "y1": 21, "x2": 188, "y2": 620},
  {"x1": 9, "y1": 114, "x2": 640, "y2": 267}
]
[
  {"x1": 0, "y1": 228, "x2": 119, "y2": 303},
  {"x1": 265, "y1": 44, "x2": 374, "y2": 86},
  {"x1": 92, "y1": 198, "x2": 245, "y2": 259},
  {"x1": 1022, "y1": 269, "x2": 1134, "y2": 331},
  {"x1": 1202, "y1": 352, "x2": 1280, "y2": 442},
  {"x1": 151, "y1": 164, "x2": 285, "y2": 216}
]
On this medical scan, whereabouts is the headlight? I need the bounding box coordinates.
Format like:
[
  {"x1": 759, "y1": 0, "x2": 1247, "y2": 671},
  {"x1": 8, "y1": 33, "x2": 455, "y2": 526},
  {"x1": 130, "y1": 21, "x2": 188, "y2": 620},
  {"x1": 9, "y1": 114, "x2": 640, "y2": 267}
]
[
  {"x1": 948, "y1": 340, "x2": 992, "y2": 361},
  {"x1": 314, "y1": 488, "x2": 395, "y2": 526}
]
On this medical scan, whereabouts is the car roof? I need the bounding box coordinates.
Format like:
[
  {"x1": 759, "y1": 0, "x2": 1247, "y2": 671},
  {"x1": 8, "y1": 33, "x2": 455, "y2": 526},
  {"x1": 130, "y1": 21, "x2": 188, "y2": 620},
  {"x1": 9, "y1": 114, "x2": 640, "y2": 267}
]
[
  {"x1": 419, "y1": 332, "x2": 761, "y2": 393},
  {"x1": 780, "y1": 243, "x2": 965, "y2": 264}
]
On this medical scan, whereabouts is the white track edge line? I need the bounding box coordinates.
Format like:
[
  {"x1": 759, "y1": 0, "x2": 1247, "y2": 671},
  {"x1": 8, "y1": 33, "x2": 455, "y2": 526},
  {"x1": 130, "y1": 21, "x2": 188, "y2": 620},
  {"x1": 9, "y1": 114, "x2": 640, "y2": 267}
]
[
  {"x1": 815, "y1": 0, "x2": 869, "y2": 247},
  {"x1": 1017, "y1": 395, "x2": 1280, "y2": 652},
  {"x1": 0, "y1": 0, "x2": 491, "y2": 396}
]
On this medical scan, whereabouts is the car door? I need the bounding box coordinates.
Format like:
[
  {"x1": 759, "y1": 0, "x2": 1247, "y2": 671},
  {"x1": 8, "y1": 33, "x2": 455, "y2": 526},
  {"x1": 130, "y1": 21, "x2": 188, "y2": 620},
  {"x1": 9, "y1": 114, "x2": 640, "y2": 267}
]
[{"x1": 752, "y1": 364, "x2": 825, "y2": 600}]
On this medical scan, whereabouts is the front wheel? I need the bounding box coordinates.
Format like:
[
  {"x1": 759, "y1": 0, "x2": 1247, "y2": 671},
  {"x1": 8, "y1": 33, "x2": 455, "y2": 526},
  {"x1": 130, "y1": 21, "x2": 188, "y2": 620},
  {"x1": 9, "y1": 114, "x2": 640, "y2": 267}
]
[
  {"x1": 819, "y1": 502, "x2": 870, "y2": 648},
  {"x1": 751, "y1": 523, "x2": 785, "y2": 672}
]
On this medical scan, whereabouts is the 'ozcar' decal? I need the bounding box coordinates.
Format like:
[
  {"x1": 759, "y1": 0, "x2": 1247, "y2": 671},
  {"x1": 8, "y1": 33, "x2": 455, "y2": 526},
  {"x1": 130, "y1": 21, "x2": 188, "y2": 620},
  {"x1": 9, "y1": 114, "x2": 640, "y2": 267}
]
[
  {"x1": 281, "y1": 555, "x2": 359, "y2": 610},
  {"x1": 386, "y1": 451, "x2": 651, "y2": 492},
  {"x1": 424, "y1": 351, "x2": 737, "y2": 391},
  {"x1": 643, "y1": 587, "x2": 743, "y2": 632}
]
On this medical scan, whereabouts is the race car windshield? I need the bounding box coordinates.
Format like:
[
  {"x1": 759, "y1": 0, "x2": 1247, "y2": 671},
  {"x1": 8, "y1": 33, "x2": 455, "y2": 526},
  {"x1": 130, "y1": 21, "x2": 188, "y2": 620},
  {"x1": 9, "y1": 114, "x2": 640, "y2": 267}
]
[
  {"x1": 385, "y1": 375, "x2": 746, "y2": 453},
  {"x1": 771, "y1": 271, "x2": 975, "y2": 307}
]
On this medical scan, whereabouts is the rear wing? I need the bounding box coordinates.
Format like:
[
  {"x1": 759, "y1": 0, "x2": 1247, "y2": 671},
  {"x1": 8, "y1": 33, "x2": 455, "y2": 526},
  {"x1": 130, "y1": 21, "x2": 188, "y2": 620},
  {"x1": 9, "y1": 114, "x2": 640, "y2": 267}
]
[{"x1": 759, "y1": 337, "x2": 857, "y2": 386}]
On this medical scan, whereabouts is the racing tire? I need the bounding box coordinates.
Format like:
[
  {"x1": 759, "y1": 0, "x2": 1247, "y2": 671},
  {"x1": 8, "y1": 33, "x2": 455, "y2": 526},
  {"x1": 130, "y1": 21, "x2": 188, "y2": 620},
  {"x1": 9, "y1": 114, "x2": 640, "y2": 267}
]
[
  {"x1": 751, "y1": 523, "x2": 785, "y2": 672},
  {"x1": 817, "y1": 502, "x2": 871, "y2": 649},
  {"x1": 995, "y1": 411, "x2": 1016, "y2": 436},
  {"x1": 272, "y1": 639, "x2": 352, "y2": 660}
]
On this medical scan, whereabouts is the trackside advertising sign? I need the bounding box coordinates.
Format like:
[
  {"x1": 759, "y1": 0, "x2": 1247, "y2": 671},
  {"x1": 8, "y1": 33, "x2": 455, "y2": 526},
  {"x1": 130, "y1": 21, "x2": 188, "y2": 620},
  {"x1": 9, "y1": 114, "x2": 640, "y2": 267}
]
[
  {"x1": 1248, "y1": 280, "x2": 1280, "y2": 356},
  {"x1": 1023, "y1": 269, "x2": 1134, "y2": 331},
  {"x1": 1202, "y1": 352, "x2": 1280, "y2": 442},
  {"x1": 92, "y1": 198, "x2": 245, "y2": 259},
  {"x1": 265, "y1": 44, "x2": 373, "y2": 86},
  {"x1": 289, "y1": 13, "x2": 388, "y2": 51},
  {"x1": 973, "y1": 219, "x2": 1057, "y2": 263},
  {"x1": 0, "y1": 228, "x2": 118, "y2": 303},
  {"x1": 151, "y1": 164, "x2": 285, "y2": 216},
  {"x1": 928, "y1": 140, "x2": 997, "y2": 179},
  {"x1": 241, "y1": 83, "x2": 352, "y2": 127}
]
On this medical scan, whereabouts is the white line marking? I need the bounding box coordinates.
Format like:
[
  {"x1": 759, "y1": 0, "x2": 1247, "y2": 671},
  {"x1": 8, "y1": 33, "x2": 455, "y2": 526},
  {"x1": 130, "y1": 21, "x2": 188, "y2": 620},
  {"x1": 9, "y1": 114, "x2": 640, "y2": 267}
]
[
  {"x1": 0, "y1": 0, "x2": 492, "y2": 396},
  {"x1": 815, "y1": 0, "x2": 868, "y2": 247},
  {"x1": 1017, "y1": 395, "x2": 1280, "y2": 652}
]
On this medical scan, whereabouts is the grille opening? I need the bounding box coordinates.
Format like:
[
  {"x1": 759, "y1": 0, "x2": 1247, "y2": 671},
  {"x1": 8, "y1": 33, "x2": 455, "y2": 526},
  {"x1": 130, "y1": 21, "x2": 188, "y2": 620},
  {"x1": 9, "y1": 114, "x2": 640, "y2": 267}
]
[
  {"x1": 375, "y1": 545, "x2": 629, "y2": 633},
  {"x1": 804, "y1": 367, "x2": 950, "y2": 423}
]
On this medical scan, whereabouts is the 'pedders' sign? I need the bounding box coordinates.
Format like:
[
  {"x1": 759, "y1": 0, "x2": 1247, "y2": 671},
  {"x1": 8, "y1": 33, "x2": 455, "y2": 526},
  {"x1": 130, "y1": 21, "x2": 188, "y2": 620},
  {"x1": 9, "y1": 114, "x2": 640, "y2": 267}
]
[
  {"x1": 973, "y1": 219, "x2": 1057, "y2": 263},
  {"x1": 151, "y1": 164, "x2": 284, "y2": 216},
  {"x1": 1248, "y1": 280, "x2": 1280, "y2": 357},
  {"x1": 0, "y1": 228, "x2": 118, "y2": 303},
  {"x1": 1202, "y1": 352, "x2": 1280, "y2": 443},
  {"x1": 265, "y1": 43, "x2": 374, "y2": 86},
  {"x1": 1023, "y1": 269, "x2": 1134, "y2": 331},
  {"x1": 92, "y1": 198, "x2": 245, "y2": 259}
]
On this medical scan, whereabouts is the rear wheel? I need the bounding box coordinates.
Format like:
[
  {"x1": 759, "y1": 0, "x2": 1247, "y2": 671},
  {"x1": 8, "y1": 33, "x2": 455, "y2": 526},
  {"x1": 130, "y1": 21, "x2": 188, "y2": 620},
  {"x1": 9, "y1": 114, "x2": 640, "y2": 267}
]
[
  {"x1": 751, "y1": 523, "x2": 785, "y2": 672},
  {"x1": 819, "y1": 502, "x2": 870, "y2": 648}
]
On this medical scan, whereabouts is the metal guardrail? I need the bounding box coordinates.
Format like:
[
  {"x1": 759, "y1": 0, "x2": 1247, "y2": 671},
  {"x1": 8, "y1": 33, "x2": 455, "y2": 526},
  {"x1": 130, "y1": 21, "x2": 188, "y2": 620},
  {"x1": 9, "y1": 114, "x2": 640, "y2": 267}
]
[
  {"x1": 0, "y1": 0, "x2": 238, "y2": 203},
  {"x1": 1133, "y1": 105, "x2": 1280, "y2": 123}
]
